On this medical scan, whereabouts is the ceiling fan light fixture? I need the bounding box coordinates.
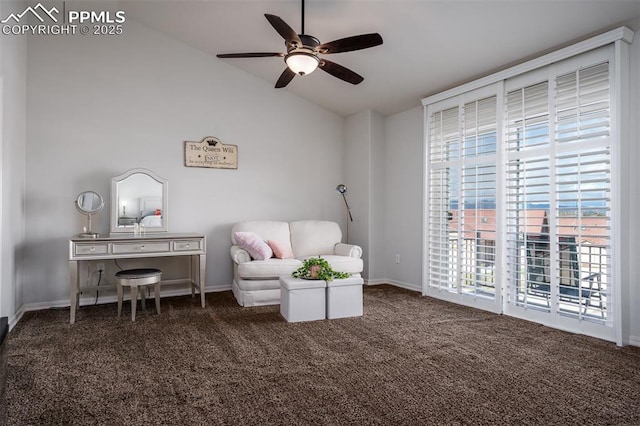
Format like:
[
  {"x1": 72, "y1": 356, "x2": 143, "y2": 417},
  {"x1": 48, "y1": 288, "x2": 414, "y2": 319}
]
[
  {"x1": 217, "y1": 3, "x2": 383, "y2": 88},
  {"x1": 285, "y1": 52, "x2": 319, "y2": 76}
]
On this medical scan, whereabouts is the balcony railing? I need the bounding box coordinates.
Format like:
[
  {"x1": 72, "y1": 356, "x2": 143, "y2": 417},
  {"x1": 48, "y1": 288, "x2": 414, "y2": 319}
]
[{"x1": 445, "y1": 235, "x2": 607, "y2": 319}]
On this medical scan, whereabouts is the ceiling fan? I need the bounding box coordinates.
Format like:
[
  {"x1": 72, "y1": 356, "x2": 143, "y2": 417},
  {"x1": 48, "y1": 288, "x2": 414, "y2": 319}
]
[{"x1": 216, "y1": 0, "x2": 383, "y2": 88}]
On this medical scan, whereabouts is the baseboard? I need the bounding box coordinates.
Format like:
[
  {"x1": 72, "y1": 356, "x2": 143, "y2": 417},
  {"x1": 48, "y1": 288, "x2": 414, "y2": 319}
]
[
  {"x1": 9, "y1": 307, "x2": 26, "y2": 331},
  {"x1": 364, "y1": 278, "x2": 387, "y2": 286},
  {"x1": 14, "y1": 283, "x2": 233, "y2": 324},
  {"x1": 385, "y1": 279, "x2": 421, "y2": 292},
  {"x1": 628, "y1": 335, "x2": 640, "y2": 347},
  {"x1": 364, "y1": 278, "x2": 421, "y2": 293}
]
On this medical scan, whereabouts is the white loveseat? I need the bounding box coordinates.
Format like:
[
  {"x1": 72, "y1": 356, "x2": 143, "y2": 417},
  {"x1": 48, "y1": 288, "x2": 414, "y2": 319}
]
[{"x1": 230, "y1": 220, "x2": 363, "y2": 307}]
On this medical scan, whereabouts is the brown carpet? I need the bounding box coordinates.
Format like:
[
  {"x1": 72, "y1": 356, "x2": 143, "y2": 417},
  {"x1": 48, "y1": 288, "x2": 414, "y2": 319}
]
[{"x1": 6, "y1": 285, "x2": 640, "y2": 425}]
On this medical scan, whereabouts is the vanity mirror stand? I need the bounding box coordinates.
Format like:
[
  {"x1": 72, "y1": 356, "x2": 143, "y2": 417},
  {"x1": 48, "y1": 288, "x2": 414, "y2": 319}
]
[
  {"x1": 68, "y1": 169, "x2": 207, "y2": 324},
  {"x1": 75, "y1": 191, "x2": 104, "y2": 238}
]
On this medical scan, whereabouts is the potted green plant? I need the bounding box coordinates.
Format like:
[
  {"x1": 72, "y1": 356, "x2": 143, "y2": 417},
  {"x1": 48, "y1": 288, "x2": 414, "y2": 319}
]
[{"x1": 292, "y1": 257, "x2": 350, "y2": 281}]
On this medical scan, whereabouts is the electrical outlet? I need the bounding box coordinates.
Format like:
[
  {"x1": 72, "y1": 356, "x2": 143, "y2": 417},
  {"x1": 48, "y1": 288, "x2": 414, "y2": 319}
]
[
  {"x1": 96, "y1": 263, "x2": 105, "y2": 273},
  {"x1": 395, "y1": 254, "x2": 400, "y2": 264}
]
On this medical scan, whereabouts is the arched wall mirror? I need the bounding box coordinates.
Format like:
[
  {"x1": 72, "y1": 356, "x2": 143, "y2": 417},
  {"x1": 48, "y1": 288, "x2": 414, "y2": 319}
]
[{"x1": 110, "y1": 168, "x2": 168, "y2": 234}]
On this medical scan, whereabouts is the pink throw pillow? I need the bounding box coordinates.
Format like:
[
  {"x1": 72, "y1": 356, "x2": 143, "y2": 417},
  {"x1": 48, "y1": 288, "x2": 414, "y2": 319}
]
[
  {"x1": 234, "y1": 232, "x2": 273, "y2": 260},
  {"x1": 267, "y1": 240, "x2": 294, "y2": 259}
]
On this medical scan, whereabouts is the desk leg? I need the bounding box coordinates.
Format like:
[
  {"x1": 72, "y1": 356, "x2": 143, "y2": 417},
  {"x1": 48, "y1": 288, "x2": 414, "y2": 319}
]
[
  {"x1": 190, "y1": 255, "x2": 196, "y2": 299},
  {"x1": 199, "y1": 254, "x2": 206, "y2": 308},
  {"x1": 69, "y1": 260, "x2": 78, "y2": 324}
]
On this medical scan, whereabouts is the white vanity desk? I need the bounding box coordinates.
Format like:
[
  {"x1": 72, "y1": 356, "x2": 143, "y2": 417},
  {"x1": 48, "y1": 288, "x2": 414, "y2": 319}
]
[{"x1": 68, "y1": 232, "x2": 206, "y2": 324}]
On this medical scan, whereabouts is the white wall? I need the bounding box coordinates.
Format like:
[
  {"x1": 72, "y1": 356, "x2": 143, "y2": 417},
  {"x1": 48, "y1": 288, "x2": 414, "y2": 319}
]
[
  {"x1": 344, "y1": 111, "x2": 371, "y2": 277},
  {"x1": 23, "y1": 19, "x2": 345, "y2": 306},
  {"x1": 343, "y1": 106, "x2": 423, "y2": 289},
  {"x1": 369, "y1": 110, "x2": 385, "y2": 280},
  {"x1": 343, "y1": 109, "x2": 385, "y2": 282},
  {"x1": 0, "y1": 1, "x2": 27, "y2": 325},
  {"x1": 382, "y1": 106, "x2": 423, "y2": 291}
]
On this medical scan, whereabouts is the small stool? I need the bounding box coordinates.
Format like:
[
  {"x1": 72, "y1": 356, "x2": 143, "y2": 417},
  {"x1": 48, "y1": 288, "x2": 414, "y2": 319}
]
[
  {"x1": 326, "y1": 276, "x2": 364, "y2": 319},
  {"x1": 116, "y1": 268, "x2": 162, "y2": 322},
  {"x1": 280, "y1": 276, "x2": 327, "y2": 322}
]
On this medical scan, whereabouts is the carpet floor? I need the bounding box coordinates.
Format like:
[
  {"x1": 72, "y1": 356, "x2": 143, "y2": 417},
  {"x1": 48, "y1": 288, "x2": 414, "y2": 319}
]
[{"x1": 5, "y1": 285, "x2": 640, "y2": 425}]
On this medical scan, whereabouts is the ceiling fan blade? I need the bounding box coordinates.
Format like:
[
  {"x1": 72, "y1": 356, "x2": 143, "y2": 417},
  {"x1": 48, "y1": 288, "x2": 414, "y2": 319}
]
[
  {"x1": 319, "y1": 59, "x2": 364, "y2": 85},
  {"x1": 318, "y1": 33, "x2": 383, "y2": 54},
  {"x1": 275, "y1": 68, "x2": 296, "y2": 88},
  {"x1": 264, "y1": 14, "x2": 302, "y2": 46},
  {"x1": 217, "y1": 53, "x2": 284, "y2": 58}
]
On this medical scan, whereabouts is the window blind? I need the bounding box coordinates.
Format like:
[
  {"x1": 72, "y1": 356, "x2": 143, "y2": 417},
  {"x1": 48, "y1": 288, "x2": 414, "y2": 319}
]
[
  {"x1": 504, "y1": 77, "x2": 552, "y2": 309},
  {"x1": 553, "y1": 62, "x2": 611, "y2": 322},
  {"x1": 555, "y1": 62, "x2": 610, "y2": 143},
  {"x1": 503, "y1": 60, "x2": 611, "y2": 321},
  {"x1": 427, "y1": 168, "x2": 457, "y2": 291},
  {"x1": 505, "y1": 156, "x2": 552, "y2": 308},
  {"x1": 505, "y1": 81, "x2": 549, "y2": 152},
  {"x1": 427, "y1": 106, "x2": 460, "y2": 292},
  {"x1": 427, "y1": 96, "x2": 497, "y2": 298},
  {"x1": 429, "y1": 107, "x2": 459, "y2": 163}
]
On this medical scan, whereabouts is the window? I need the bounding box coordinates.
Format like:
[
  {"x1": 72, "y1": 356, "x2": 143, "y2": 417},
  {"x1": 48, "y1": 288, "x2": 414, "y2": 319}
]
[{"x1": 423, "y1": 30, "x2": 629, "y2": 343}]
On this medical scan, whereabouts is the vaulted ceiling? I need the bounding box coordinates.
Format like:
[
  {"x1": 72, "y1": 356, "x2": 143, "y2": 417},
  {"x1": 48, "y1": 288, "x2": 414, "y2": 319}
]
[{"x1": 123, "y1": 0, "x2": 640, "y2": 116}]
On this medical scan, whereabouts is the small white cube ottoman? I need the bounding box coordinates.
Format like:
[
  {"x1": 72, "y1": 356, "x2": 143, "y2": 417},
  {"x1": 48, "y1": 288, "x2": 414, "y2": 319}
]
[
  {"x1": 280, "y1": 276, "x2": 327, "y2": 322},
  {"x1": 326, "y1": 277, "x2": 364, "y2": 319}
]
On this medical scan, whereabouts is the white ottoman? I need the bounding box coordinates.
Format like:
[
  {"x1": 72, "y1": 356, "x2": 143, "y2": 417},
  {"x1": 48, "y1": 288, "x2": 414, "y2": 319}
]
[
  {"x1": 280, "y1": 276, "x2": 327, "y2": 322},
  {"x1": 326, "y1": 277, "x2": 364, "y2": 319}
]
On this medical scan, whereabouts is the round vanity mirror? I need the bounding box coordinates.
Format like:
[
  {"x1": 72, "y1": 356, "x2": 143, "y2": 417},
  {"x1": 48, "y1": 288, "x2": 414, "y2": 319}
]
[
  {"x1": 76, "y1": 191, "x2": 104, "y2": 214},
  {"x1": 75, "y1": 191, "x2": 104, "y2": 238}
]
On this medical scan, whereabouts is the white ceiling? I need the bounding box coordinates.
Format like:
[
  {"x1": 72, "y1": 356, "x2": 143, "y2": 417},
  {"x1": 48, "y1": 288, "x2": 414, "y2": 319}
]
[{"x1": 122, "y1": 0, "x2": 640, "y2": 116}]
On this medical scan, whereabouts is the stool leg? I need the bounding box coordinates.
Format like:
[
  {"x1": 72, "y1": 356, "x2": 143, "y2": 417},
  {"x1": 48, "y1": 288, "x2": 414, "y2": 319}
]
[
  {"x1": 140, "y1": 287, "x2": 146, "y2": 311},
  {"x1": 154, "y1": 282, "x2": 161, "y2": 315},
  {"x1": 130, "y1": 285, "x2": 137, "y2": 322},
  {"x1": 116, "y1": 282, "x2": 123, "y2": 317}
]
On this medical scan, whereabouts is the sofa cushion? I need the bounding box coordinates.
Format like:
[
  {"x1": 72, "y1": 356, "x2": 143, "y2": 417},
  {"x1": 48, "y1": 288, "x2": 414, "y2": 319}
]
[
  {"x1": 237, "y1": 258, "x2": 302, "y2": 279},
  {"x1": 289, "y1": 220, "x2": 342, "y2": 257},
  {"x1": 267, "y1": 239, "x2": 294, "y2": 259},
  {"x1": 234, "y1": 231, "x2": 273, "y2": 260},
  {"x1": 232, "y1": 221, "x2": 291, "y2": 245},
  {"x1": 298, "y1": 255, "x2": 364, "y2": 274}
]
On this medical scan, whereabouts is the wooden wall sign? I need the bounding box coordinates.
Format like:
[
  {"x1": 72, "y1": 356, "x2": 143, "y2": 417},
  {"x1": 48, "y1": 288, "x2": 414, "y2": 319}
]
[{"x1": 184, "y1": 136, "x2": 238, "y2": 169}]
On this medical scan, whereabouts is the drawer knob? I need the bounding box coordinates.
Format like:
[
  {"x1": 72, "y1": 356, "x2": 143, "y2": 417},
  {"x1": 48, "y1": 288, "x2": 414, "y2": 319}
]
[
  {"x1": 185, "y1": 244, "x2": 190, "y2": 248},
  {"x1": 89, "y1": 247, "x2": 95, "y2": 252},
  {"x1": 140, "y1": 245, "x2": 145, "y2": 250}
]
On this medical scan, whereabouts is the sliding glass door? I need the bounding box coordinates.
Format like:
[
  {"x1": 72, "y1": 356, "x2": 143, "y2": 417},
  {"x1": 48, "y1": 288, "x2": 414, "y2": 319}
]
[
  {"x1": 425, "y1": 86, "x2": 501, "y2": 313},
  {"x1": 503, "y1": 48, "x2": 613, "y2": 339},
  {"x1": 424, "y1": 45, "x2": 617, "y2": 341}
]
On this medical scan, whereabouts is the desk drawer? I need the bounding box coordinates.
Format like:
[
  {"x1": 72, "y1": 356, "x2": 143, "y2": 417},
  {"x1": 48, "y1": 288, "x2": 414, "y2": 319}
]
[
  {"x1": 173, "y1": 240, "x2": 202, "y2": 252},
  {"x1": 112, "y1": 242, "x2": 170, "y2": 254},
  {"x1": 75, "y1": 243, "x2": 109, "y2": 256}
]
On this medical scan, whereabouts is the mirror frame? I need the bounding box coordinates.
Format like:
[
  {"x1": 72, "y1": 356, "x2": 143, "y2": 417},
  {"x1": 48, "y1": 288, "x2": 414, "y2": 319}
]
[
  {"x1": 110, "y1": 168, "x2": 168, "y2": 234},
  {"x1": 76, "y1": 191, "x2": 104, "y2": 215}
]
